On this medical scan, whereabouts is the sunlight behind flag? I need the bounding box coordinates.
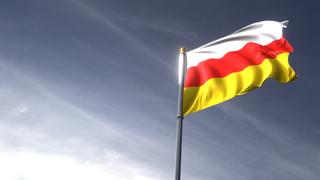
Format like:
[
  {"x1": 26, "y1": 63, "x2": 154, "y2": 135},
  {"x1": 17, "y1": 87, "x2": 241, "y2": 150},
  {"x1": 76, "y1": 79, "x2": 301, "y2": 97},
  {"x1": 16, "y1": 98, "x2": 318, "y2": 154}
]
[{"x1": 178, "y1": 48, "x2": 186, "y2": 85}]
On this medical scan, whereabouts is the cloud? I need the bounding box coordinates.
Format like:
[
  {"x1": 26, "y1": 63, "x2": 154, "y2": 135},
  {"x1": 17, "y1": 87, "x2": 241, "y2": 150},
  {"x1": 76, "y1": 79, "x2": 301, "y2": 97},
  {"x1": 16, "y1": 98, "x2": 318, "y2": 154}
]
[
  {"x1": 0, "y1": 149, "x2": 158, "y2": 180},
  {"x1": 0, "y1": 60, "x2": 170, "y2": 179},
  {"x1": 68, "y1": 0, "x2": 174, "y2": 71},
  {"x1": 109, "y1": 14, "x2": 198, "y2": 40}
]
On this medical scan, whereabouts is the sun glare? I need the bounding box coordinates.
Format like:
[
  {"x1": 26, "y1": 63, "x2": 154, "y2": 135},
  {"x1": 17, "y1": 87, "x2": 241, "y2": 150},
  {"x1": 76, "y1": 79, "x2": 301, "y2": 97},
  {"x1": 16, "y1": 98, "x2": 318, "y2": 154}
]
[{"x1": 0, "y1": 151, "x2": 155, "y2": 180}]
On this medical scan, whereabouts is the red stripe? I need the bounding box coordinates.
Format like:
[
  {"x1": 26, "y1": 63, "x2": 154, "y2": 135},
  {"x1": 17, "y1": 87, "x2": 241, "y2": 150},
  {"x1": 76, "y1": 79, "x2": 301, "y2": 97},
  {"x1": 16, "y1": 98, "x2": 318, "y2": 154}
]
[{"x1": 185, "y1": 37, "x2": 293, "y2": 87}]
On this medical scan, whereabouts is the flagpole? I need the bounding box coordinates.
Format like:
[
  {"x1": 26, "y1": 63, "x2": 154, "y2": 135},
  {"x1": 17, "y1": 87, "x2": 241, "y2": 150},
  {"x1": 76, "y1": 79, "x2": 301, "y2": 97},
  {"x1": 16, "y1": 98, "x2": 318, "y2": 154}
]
[{"x1": 175, "y1": 47, "x2": 186, "y2": 180}]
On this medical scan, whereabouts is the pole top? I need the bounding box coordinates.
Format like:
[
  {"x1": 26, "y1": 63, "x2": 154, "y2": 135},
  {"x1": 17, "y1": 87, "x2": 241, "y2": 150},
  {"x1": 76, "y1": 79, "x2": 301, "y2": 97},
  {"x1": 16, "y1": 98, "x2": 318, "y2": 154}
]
[{"x1": 179, "y1": 47, "x2": 186, "y2": 54}]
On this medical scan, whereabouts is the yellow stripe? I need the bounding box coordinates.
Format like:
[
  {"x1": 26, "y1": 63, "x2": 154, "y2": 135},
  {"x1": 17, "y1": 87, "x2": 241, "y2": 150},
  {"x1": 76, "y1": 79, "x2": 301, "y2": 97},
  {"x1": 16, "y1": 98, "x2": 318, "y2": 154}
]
[{"x1": 183, "y1": 53, "x2": 297, "y2": 116}]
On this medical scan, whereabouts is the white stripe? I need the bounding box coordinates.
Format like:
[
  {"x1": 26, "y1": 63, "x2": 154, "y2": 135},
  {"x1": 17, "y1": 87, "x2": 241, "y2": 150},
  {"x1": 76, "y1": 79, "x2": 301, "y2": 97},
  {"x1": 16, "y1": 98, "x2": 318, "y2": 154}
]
[{"x1": 186, "y1": 20, "x2": 288, "y2": 68}]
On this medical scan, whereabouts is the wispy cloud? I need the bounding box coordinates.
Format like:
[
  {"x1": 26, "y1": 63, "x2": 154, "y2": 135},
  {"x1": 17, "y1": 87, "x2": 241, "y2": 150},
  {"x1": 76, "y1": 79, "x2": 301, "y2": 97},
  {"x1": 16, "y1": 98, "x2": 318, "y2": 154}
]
[
  {"x1": 109, "y1": 14, "x2": 198, "y2": 40},
  {"x1": 0, "y1": 60, "x2": 170, "y2": 179},
  {"x1": 69, "y1": 0, "x2": 174, "y2": 71},
  {"x1": 0, "y1": 148, "x2": 159, "y2": 180}
]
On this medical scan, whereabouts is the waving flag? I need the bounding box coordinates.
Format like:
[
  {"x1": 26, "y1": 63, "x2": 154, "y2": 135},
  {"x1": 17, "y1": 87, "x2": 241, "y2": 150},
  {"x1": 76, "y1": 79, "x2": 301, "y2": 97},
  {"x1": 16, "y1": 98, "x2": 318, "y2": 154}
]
[{"x1": 183, "y1": 20, "x2": 297, "y2": 116}]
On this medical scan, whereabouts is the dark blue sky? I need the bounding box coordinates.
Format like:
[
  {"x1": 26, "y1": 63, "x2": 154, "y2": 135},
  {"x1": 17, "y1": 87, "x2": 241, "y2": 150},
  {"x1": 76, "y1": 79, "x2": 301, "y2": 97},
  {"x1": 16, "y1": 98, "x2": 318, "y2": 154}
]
[{"x1": 0, "y1": 0, "x2": 319, "y2": 179}]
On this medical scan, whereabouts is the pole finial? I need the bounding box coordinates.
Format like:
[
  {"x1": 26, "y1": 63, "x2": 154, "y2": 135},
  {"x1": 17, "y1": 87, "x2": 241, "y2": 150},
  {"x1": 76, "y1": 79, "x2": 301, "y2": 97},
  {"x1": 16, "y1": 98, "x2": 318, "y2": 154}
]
[{"x1": 179, "y1": 47, "x2": 186, "y2": 54}]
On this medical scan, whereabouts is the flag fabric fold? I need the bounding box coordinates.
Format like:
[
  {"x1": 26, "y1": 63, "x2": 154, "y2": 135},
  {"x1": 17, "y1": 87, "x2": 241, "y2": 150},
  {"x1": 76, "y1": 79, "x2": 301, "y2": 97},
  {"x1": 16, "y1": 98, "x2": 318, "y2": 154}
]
[{"x1": 183, "y1": 20, "x2": 297, "y2": 116}]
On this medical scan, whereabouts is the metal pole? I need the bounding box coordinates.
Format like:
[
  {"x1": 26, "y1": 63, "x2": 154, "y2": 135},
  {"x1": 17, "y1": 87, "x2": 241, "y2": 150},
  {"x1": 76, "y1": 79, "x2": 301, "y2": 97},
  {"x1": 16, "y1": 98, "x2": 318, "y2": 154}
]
[
  {"x1": 175, "y1": 47, "x2": 186, "y2": 180},
  {"x1": 175, "y1": 116, "x2": 183, "y2": 180}
]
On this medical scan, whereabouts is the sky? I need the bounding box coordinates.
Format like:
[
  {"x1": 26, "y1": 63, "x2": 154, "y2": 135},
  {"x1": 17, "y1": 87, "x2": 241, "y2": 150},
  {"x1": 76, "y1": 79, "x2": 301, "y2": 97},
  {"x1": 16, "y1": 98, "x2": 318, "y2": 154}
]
[{"x1": 0, "y1": 0, "x2": 319, "y2": 179}]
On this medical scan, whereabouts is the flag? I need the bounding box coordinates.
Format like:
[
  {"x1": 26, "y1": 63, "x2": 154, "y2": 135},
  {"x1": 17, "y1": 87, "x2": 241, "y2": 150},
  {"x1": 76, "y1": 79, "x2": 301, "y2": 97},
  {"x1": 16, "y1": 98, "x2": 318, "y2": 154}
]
[{"x1": 183, "y1": 20, "x2": 297, "y2": 116}]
